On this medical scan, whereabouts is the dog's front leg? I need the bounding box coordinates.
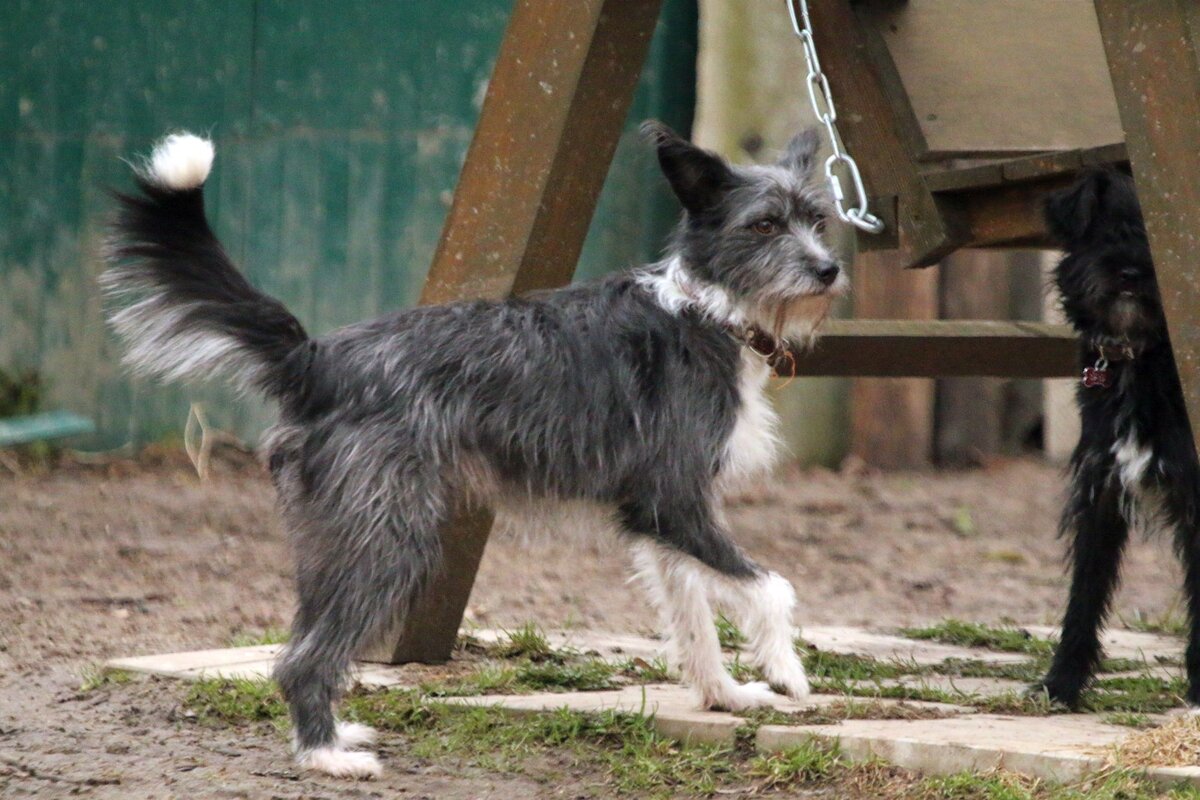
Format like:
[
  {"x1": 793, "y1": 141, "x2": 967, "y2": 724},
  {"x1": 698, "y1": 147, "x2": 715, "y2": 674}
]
[
  {"x1": 631, "y1": 542, "x2": 777, "y2": 711},
  {"x1": 711, "y1": 572, "x2": 810, "y2": 700},
  {"x1": 1040, "y1": 472, "x2": 1128, "y2": 708}
]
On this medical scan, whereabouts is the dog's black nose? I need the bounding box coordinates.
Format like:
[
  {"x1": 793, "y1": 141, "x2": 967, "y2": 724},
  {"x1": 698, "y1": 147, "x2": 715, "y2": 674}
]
[
  {"x1": 1120, "y1": 267, "x2": 1141, "y2": 282},
  {"x1": 814, "y1": 261, "x2": 840, "y2": 286}
]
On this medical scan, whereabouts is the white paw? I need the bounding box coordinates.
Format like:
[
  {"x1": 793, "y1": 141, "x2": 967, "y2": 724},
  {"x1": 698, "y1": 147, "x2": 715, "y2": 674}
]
[
  {"x1": 335, "y1": 721, "x2": 377, "y2": 749},
  {"x1": 298, "y1": 746, "x2": 382, "y2": 779},
  {"x1": 764, "y1": 659, "x2": 810, "y2": 700},
  {"x1": 702, "y1": 680, "x2": 778, "y2": 712}
]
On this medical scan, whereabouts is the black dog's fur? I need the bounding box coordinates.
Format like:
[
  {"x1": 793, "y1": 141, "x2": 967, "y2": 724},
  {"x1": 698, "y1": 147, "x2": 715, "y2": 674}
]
[{"x1": 1040, "y1": 169, "x2": 1200, "y2": 708}]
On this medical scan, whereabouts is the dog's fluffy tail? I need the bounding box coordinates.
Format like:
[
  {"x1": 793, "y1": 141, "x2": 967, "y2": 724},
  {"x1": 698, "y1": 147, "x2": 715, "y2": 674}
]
[{"x1": 101, "y1": 133, "x2": 308, "y2": 399}]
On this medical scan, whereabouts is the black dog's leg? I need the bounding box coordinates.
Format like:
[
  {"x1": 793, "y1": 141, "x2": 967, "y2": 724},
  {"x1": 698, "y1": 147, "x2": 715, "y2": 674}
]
[
  {"x1": 1163, "y1": 455, "x2": 1200, "y2": 705},
  {"x1": 1040, "y1": 470, "x2": 1127, "y2": 708},
  {"x1": 1180, "y1": 536, "x2": 1200, "y2": 706}
]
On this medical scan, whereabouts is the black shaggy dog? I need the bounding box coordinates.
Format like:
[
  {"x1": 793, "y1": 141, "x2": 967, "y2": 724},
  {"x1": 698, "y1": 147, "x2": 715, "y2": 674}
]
[
  {"x1": 1039, "y1": 169, "x2": 1200, "y2": 708},
  {"x1": 102, "y1": 125, "x2": 845, "y2": 777}
]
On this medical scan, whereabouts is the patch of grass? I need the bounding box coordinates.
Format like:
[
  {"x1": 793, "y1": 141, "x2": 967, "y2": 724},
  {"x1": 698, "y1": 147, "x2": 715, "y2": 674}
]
[
  {"x1": 185, "y1": 678, "x2": 287, "y2": 725},
  {"x1": 971, "y1": 690, "x2": 1060, "y2": 716},
  {"x1": 423, "y1": 655, "x2": 618, "y2": 697},
  {"x1": 1102, "y1": 711, "x2": 1156, "y2": 729},
  {"x1": 913, "y1": 768, "x2": 1200, "y2": 800},
  {"x1": 1083, "y1": 674, "x2": 1188, "y2": 714},
  {"x1": 736, "y1": 700, "x2": 953, "y2": 727},
  {"x1": 900, "y1": 620, "x2": 1056, "y2": 657},
  {"x1": 931, "y1": 658, "x2": 1044, "y2": 683},
  {"x1": 513, "y1": 658, "x2": 617, "y2": 692},
  {"x1": 747, "y1": 737, "x2": 842, "y2": 788},
  {"x1": 79, "y1": 666, "x2": 134, "y2": 692},
  {"x1": 620, "y1": 657, "x2": 673, "y2": 683},
  {"x1": 346, "y1": 689, "x2": 746, "y2": 794},
  {"x1": 1121, "y1": 601, "x2": 1188, "y2": 638},
  {"x1": 490, "y1": 623, "x2": 556, "y2": 661},
  {"x1": 228, "y1": 627, "x2": 290, "y2": 648},
  {"x1": 803, "y1": 649, "x2": 914, "y2": 683},
  {"x1": 715, "y1": 613, "x2": 746, "y2": 650},
  {"x1": 726, "y1": 654, "x2": 764, "y2": 683}
]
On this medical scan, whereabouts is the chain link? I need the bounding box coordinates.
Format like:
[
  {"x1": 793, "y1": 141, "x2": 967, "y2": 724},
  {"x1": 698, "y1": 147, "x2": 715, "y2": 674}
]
[{"x1": 786, "y1": 0, "x2": 885, "y2": 234}]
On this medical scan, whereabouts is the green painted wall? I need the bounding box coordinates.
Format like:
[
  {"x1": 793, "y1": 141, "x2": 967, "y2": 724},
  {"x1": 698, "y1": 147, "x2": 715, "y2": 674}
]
[{"x1": 0, "y1": 0, "x2": 697, "y2": 448}]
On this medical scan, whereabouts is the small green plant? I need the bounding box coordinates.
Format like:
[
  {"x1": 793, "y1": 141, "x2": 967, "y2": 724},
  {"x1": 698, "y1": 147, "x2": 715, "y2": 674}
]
[
  {"x1": 228, "y1": 628, "x2": 290, "y2": 647},
  {"x1": 621, "y1": 656, "x2": 673, "y2": 682},
  {"x1": 747, "y1": 738, "x2": 842, "y2": 787},
  {"x1": 736, "y1": 699, "x2": 952, "y2": 727},
  {"x1": 900, "y1": 620, "x2": 1056, "y2": 657},
  {"x1": 490, "y1": 623, "x2": 556, "y2": 661},
  {"x1": 1121, "y1": 602, "x2": 1189, "y2": 638},
  {"x1": 1103, "y1": 711, "x2": 1156, "y2": 729},
  {"x1": 950, "y1": 506, "x2": 978, "y2": 538},
  {"x1": 185, "y1": 678, "x2": 287, "y2": 724},
  {"x1": 79, "y1": 666, "x2": 133, "y2": 692},
  {"x1": 715, "y1": 613, "x2": 746, "y2": 650}
]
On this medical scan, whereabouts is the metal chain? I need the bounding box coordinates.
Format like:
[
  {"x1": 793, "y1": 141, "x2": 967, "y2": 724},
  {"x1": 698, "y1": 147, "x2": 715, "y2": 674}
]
[{"x1": 786, "y1": 0, "x2": 885, "y2": 234}]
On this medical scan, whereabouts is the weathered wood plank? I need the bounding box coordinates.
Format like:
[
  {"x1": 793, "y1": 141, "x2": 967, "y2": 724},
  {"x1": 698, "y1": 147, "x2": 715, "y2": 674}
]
[
  {"x1": 934, "y1": 251, "x2": 1015, "y2": 465},
  {"x1": 368, "y1": 0, "x2": 666, "y2": 665},
  {"x1": 860, "y1": 0, "x2": 1122, "y2": 156},
  {"x1": 795, "y1": 319, "x2": 1077, "y2": 378},
  {"x1": 1093, "y1": 0, "x2": 1200, "y2": 447}
]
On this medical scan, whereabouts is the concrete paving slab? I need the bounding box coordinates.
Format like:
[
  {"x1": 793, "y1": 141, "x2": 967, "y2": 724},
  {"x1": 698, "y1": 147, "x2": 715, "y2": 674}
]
[
  {"x1": 803, "y1": 626, "x2": 1030, "y2": 665},
  {"x1": 107, "y1": 644, "x2": 283, "y2": 678},
  {"x1": 471, "y1": 628, "x2": 663, "y2": 661},
  {"x1": 757, "y1": 713, "x2": 1129, "y2": 783},
  {"x1": 879, "y1": 675, "x2": 1028, "y2": 698}
]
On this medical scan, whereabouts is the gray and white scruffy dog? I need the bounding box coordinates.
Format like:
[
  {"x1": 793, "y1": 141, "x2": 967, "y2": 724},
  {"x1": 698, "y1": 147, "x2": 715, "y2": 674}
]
[{"x1": 102, "y1": 122, "x2": 847, "y2": 778}]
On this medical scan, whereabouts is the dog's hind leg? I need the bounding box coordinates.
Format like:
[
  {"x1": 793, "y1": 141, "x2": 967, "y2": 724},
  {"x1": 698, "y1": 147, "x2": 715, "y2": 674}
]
[
  {"x1": 710, "y1": 571, "x2": 810, "y2": 700},
  {"x1": 273, "y1": 461, "x2": 445, "y2": 779},
  {"x1": 1040, "y1": 467, "x2": 1128, "y2": 708},
  {"x1": 1162, "y1": 462, "x2": 1200, "y2": 707}
]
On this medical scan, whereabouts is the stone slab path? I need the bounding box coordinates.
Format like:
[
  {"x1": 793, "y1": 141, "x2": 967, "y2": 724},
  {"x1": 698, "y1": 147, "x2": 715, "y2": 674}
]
[{"x1": 108, "y1": 625, "x2": 1200, "y2": 787}]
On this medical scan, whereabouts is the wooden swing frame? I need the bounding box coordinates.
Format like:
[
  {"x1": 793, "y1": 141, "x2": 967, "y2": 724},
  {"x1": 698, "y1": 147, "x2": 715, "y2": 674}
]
[{"x1": 364, "y1": 0, "x2": 1200, "y2": 664}]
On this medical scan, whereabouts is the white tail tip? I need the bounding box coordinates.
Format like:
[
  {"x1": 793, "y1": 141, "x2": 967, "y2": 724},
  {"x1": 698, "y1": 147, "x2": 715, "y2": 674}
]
[{"x1": 146, "y1": 133, "x2": 214, "y2": 191}]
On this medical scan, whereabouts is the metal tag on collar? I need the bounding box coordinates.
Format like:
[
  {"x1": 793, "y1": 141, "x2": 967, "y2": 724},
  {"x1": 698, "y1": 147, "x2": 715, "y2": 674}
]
[
  {"x1": 745, "y1": 328, "x2": 778, "y2": 359},
  {"x1": 1082, "y1": 356, "x2": 1112, "y2": 389}
]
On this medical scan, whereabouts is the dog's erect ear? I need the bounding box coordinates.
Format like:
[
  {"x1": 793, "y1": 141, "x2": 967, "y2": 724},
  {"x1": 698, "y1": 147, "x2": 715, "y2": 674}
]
[
  {"x1": 641, "y1": 120, "x2": 735, "y2": 215},
  {"x1": 1044, "y1": 170, "x2": 1112, "y2": 246},
  {"x1": 780, "y1": 127, "x2": 821, "y2": 174}
]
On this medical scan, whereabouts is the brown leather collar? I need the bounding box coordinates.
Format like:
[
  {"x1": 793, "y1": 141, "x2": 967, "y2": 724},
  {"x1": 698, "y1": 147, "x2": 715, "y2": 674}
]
[
  {"x1": 724, "y1": 323, "x2": 798, "y2": 377},
  {"x1": 1091, "y1": 341, "x2": 1137, "y2": 363}
]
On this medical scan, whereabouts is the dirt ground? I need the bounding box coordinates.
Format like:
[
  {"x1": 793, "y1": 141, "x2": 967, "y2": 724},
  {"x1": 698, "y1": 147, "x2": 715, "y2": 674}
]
[{"x1": 0, "y1": 451, "x2": 1186, "y2": 798}]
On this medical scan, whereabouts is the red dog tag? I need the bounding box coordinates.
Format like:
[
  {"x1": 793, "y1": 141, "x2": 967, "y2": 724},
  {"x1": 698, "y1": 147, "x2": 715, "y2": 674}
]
[{"x1": 1082, "y1": 366, "x2": 1112, "y2": 388}]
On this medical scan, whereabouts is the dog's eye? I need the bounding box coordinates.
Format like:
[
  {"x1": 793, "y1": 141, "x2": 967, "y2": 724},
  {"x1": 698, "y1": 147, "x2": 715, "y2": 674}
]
[{"x1": 751, "y1": 219, "x2": 779, "y2": 235}]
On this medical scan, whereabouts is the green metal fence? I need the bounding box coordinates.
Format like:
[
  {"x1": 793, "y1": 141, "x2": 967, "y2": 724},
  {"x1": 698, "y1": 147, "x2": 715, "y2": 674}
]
[{"x1": 0, "y1": 0, "x2": 697, "y2": 448}]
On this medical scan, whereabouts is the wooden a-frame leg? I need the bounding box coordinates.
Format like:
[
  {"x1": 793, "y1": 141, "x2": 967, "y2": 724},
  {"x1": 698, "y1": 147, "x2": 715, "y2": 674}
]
[
  {"x1": 359, "y1": 0, "x2": 665, "y2": 664},
  {"x1": 1094, "y1": 1, "x2": 1200, "y2": 449}
]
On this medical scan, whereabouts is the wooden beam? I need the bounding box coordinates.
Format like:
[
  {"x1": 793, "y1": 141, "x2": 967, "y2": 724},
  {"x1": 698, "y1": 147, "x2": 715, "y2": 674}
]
[
  {"x1": 1093, "y1": 0, "x2": 1200, "y2": 451},
  {"x1": 793, "y1": 319, "x2": 1077, "y2": 378},
  {"x1": 847, "y1": 251, "x2": 938, "y2": 468},
  {"x1": 363, "y1": 0, "x2": 664, "y2": 665}
]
